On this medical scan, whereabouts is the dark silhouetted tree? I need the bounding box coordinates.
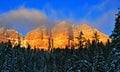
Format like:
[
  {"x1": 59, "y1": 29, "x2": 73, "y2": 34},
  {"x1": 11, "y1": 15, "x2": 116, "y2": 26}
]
[
  {"x1": 76, "y1": 31, "x2": 86, "y2": 48},
  {"x1": 93, "y1": 31, "x2": 99, "y2": 44}
]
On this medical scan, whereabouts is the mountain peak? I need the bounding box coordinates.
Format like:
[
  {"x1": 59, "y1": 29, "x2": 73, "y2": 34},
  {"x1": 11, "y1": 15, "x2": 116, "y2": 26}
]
[
  {"x1": 7, "y1": 29, "x2": 18, "y2": 33},
  {"x1": 59, "y1": 20, "x2": 68, "y2": 24},
  {"x1": 79, "y1": 24, "x2": 94, "y2": 30},
  {"x1": 33, "y1": 26, "x2": 47, "y2": 32},
  {"x1": 80, "y1": 23, "x2": 89, "y2": 26},
  {"x1": 56, "y1": 21, "x2": 69, "y2": 27}
]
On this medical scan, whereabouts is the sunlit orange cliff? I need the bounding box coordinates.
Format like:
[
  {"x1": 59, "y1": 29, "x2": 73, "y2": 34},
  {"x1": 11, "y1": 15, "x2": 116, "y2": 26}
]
[{"x1": 0, "y1": 21, "x2": 110, "y2": 50}]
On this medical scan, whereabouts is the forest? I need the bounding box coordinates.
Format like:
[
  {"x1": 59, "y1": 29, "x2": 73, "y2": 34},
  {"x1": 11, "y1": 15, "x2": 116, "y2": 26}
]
[{"x1": 0, "y1": 11, "x2": 120, "y2": 72}]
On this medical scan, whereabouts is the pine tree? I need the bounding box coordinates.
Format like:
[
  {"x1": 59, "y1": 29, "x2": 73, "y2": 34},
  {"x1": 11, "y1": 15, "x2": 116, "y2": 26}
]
[
  {"x1": 110, "y1": 9, "x2": 120, "y2": 50},
  {"x1": 107, "y1": 48, "x2": 120, "y2": 72},
  {"x1": 0, "y1": 42, "x2": 6, "y2": 71},
  {"x1": 93, "y1": 31, "x2": 99, "y2": 44},
  {"x1": 2, "y1": 40, "x2": 13, "y2": 71},
  {"x1": 76, "y1": 31, "x2": 86, "y2": 48},
  {"x1": 108, "y1": 9, "x2": 120, "y2": 72},
  {"x1": 105, "y1": 39, "x2": 111, "y2": 58}
]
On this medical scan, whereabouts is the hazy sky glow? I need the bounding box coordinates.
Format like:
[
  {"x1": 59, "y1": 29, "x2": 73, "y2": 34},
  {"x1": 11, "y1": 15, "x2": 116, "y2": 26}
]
[{"x1": 0, "y1": 0, "x2": 120, "y2": 36}]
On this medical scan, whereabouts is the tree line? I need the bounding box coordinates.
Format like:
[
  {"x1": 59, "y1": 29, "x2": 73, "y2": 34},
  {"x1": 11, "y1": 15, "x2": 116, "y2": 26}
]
[{"x1": 0, "y1": 10, "x2": 120, "y2": 72}]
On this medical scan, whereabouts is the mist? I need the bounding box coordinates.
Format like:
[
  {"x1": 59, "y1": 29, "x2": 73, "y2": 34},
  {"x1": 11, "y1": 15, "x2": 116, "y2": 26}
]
[
  {"x1": 0, "y1": 8, "x2": 53, "y2": 36},
  {"x1": 0, "y1": 7, "x2": 115, "y2": 36}
]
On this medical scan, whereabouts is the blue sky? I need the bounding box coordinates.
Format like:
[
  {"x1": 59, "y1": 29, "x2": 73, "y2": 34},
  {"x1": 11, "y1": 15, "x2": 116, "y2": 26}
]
[{"x1": 0, "y1": 0, "x2": 120, "y2": 36}]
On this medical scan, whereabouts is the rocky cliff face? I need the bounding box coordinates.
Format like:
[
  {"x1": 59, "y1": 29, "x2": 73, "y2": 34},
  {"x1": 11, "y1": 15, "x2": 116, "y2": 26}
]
[
  {"x1": 0, "y1": 28, "x2": 23, "y2": 45},
  {"x1": 0, "y1": 22, "x2": 110, "y2": 49},
  {"x1": 52, "y1": 21, "x2": 73, "y2": 48},
  {"x1": 0, "y1": 28, "x2": 7, "y2": 42},
  {"x1": 72, "y1": 24, "x2": 110, "y2": 45},
  {"x1": 23, "y1": 26, "x2": 49, "y2": 50}
]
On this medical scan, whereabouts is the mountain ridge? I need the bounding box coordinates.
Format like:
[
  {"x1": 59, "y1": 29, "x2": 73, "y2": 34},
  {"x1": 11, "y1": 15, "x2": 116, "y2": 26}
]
[{"x1": 0, "y1": 22, "x2": 110, "y2": 49}]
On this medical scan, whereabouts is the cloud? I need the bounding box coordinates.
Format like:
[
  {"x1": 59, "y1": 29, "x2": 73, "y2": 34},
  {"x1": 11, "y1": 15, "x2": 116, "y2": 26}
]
[
  {"x1": 0, "y1": 7, "x2": 50, "y2": 35},
  {"x1": 0, "y1": 6, "x2": 74, "y2": 35}
]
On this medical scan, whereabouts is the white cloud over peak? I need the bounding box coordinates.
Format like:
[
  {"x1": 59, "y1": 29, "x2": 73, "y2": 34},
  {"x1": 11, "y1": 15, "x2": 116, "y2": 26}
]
[
  {"x1": 0, "y1": 8, "x2": 49, "y2": 28},
  {"x1": 0, "y1": 8, "x2": 50, "y2": 35}
]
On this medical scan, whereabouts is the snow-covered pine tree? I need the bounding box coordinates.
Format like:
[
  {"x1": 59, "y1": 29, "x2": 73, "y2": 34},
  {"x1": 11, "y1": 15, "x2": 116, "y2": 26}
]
[
  {"x1": 0, "y1": 42, "x2": 6, "y2": 71},
  {"x1": 108, "y1": 9, "x2": 120, "y2": 72},
  {"x1": 110, "y1": 9, "x2": 120, "y2": 50},
  {"x1": 2, "y1": 40, "x2": 13, "y2": 71},
  {"x1": 107, "y1": 48, "x2": 120, "y2": 72}
]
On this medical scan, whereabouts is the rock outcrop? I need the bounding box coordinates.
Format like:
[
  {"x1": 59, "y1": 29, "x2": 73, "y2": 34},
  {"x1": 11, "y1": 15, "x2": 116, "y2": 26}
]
[
  {"x1": 24, "y1": 26, "x2": 49, "y2": 50},
  {"x1": 0, "y1": 28, "x2": 23, "y2": 46},
  {"x1": 72, "y1": 24, "x2": 110, "y2": 45},
  {"x1": 52, "y1": 21, "x2": 73, "y2": 48}
]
